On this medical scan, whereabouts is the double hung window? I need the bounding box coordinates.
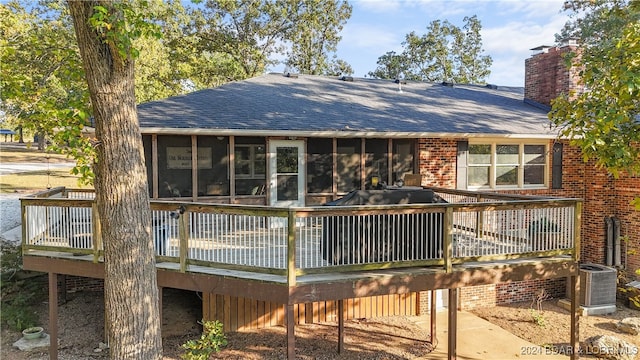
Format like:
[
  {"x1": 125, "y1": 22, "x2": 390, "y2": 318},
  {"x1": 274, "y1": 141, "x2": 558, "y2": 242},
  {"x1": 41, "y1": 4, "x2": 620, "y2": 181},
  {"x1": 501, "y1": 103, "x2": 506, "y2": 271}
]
[{"x1": 468, "y1": 142, "x2": 547, "y2": 189}]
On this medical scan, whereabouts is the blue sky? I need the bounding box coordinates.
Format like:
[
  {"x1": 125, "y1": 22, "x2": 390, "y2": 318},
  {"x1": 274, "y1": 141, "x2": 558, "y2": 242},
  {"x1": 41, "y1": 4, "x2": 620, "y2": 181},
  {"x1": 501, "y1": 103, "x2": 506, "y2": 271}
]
[{"x1": 328, "y1": 0, "x2": 570, "y2": 86}]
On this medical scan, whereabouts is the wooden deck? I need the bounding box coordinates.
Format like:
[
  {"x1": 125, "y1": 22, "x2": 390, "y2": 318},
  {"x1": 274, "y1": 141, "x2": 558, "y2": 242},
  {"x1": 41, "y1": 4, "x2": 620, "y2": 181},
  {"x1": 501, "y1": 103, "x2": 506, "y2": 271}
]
[{"x1": 21, "y1": 187, "x2": 583, "y2": 360}]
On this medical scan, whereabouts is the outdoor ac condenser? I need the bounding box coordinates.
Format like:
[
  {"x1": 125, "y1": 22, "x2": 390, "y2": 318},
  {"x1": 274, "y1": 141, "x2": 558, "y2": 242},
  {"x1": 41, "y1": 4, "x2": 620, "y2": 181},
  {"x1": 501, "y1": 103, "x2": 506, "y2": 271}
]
[{"x1": 573, "y1": 263, "x2": 617, "y2": 306}]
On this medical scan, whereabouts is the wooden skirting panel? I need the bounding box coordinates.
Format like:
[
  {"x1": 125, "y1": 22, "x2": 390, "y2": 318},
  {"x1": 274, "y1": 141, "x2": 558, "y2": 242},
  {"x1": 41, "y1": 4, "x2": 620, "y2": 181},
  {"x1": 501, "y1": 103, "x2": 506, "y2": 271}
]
[{"x1": 203, "y1": 293, "x2": 418, "y2": 332}]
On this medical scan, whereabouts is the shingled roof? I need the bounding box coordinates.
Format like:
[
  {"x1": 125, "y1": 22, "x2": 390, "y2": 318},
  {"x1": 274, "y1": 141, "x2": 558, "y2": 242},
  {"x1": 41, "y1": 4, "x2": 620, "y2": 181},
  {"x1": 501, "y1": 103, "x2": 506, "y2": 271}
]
[{"x1": 137, "y1": 73, "x2": 556, "y2": 138}]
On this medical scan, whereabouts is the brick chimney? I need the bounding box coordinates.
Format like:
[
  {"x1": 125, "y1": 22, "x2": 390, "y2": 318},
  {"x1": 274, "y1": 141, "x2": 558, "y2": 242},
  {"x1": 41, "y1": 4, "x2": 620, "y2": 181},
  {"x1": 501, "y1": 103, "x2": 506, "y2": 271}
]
[{"x1": 524, "y1": 40, "x2": 582, "y2": 108}]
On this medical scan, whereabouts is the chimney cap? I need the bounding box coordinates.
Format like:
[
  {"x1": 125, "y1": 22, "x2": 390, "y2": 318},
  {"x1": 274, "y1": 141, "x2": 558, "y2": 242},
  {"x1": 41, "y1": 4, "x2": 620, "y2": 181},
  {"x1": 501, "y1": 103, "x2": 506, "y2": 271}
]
[
  {"x1": 559, "y1": 37, "x2": 580, "y2": 47},
  {"x1": 530, "y1": 45, "x2": 553, "y2": 55},
  {"x1": 530, "y1": 45, "x2": 553, "y2": 51}
]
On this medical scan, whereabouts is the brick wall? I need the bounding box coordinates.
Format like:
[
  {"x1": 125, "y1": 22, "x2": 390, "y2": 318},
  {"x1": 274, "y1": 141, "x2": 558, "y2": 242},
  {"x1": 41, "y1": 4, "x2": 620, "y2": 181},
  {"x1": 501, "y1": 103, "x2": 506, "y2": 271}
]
[
  {"x1": 459, "y1": 285, "x2": 496, "y2": 309},
  {"x1": 419, "y1": 137, "x2": 639, "y2": 306},
  {"x1": 63, "y1": 275, "x2": 104, "y2": 293},
  {"x1": 495, "y1": 279, "x2": 567, "y2": 305},
  {"x1": 524, "y1": 45, "x2": 582, "y2": 107},
  {"x1": 417, "y1": 138, "x2": 459, "y2": 188},
  {"x1": 612, "y1": 175, "x2": 640, "y2": 280},
  {"x1": 493, "y1": 140, "x2": 638, "y2": 269},
  {"x1": 457, "y1": 280, "x2": 566, "y2": 310}
]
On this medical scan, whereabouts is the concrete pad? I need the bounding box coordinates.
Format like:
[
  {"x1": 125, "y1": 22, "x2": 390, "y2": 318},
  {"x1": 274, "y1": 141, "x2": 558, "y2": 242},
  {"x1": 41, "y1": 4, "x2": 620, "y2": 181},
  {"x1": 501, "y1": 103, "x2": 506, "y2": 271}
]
[
  {"x1": 410, "y1": 310, "x2": 570, "y2": 359},
  {"x1": 12, "y1": 333, "x2": 50, "y2": 351},
  {"x1": 557, "y1": 298, "x2": 616, "y2": 316}
]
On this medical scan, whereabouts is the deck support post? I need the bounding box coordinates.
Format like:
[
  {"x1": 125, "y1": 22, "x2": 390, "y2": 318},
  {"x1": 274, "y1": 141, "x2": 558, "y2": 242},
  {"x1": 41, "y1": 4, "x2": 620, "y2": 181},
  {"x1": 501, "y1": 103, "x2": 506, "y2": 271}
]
[
  {"x1": 570, "y1": 274, "x2": 580, "y2": 360},
  {"x1": 286, "y1": 304, "x2": 295, "y2": 360},
  {"x1": 430, "y1": 290, "x2": 437, "y2": 346},
  {"x1": 338, "y1": 299, "x2": 344, "y2": 353},
  {"x1": 59, "y1": 274, "x2": 67, "y2": 304},
  {"x1": 448, "y1": 288, "x2": 458, "y2": 360},
  {"x1": 48, "y1": 272, "x2": 58, "y2": 360},
  {"x1": 158, "y1": 286, "x2": 163, "y2": 332}
]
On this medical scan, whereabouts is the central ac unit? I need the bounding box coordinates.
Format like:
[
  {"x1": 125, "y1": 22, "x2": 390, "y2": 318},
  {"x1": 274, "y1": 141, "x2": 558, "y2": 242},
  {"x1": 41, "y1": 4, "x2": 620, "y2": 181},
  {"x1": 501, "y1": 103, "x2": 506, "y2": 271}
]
[{"x1": 567, "y1": 263, "x2": 617, "y2": 306}]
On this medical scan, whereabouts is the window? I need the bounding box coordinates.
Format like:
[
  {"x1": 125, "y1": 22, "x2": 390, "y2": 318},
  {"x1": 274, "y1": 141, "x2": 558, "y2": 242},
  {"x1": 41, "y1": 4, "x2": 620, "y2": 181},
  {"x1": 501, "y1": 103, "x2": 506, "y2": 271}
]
[
  {"x1": 496, "y1": 144, "x2": 518, "y2": 186},
  {"x1": 198, "y1": 136, "x2": 229, "y2": 196},
  {"x1": 392, "y1": 139, "x2": 415, "y2": 184},
  {"x1": 336, "y1": 138, "x2": 361, "y2": 193},
  {"x1": 468, "y1": 142, "x2": 547, "y2": 189},
  {"x1": 234, "y1": 144, "x2": 265, "y2": 179},
  {"x1": 157, "y1": 135, "x2": 192, "y2": 198},
  {"x1": 365, "y1": 139, "x2": 388, "y2": 189},
  {"x1": 468, "y1": 144, "x2": 491, "y2": 187},
  {"x1": 307, "y1": 138, "x2": 333, "y2": 193},
  {"x1": 524, "y1": 145, "x2": 546, "y2": 185}
]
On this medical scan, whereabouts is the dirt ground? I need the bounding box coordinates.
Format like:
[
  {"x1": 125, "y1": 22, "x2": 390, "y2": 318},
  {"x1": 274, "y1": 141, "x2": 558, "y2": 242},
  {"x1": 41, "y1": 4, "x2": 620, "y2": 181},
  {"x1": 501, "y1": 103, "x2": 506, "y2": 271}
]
[
  {"x1": 0, "y1": 287, "x2": 434, "y2": 360},
  {"x1": 2, "y1": 283, "x2": 639, "y2": 360}
]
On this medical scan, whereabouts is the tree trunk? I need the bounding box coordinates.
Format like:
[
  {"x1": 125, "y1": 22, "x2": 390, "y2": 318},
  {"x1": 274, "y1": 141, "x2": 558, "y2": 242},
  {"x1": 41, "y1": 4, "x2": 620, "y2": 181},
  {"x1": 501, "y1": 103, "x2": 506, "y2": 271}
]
[{"x1": 67, "y1": 2, "x2": 162, "y2": 359}]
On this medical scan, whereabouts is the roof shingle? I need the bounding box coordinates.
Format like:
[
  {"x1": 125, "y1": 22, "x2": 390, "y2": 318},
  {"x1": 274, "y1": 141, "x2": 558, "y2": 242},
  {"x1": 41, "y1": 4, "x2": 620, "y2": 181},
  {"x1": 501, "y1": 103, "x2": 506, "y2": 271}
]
[{"x1": 137, "y1": 73, "x2": 556, "y2": 138}]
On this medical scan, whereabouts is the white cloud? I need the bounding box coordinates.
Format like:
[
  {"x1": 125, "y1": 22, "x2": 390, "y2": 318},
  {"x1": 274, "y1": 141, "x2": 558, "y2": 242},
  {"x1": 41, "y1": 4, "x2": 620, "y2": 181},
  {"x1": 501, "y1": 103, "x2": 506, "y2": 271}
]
[
  {"x1": 480, "y1": 6, "x2": 569, "y2": 86},
  {"x1": 353, "y1": 0, "x2": 403, "y2": 13},
  {"x1": 492, "y1": 0, "x2": 566, "y2": 20},
  {"x1": 482, "y1": 18, "x2": 566, "y2": 54},
  {"x1": 486, "y1": 55, "x2": 526, "y2": 86},
  {"x1": 341, "y1": 0, "x2": 572, "y2": 85},
  {"x1": 340, "y1": 23, "x2": 404, "y2": 53}
]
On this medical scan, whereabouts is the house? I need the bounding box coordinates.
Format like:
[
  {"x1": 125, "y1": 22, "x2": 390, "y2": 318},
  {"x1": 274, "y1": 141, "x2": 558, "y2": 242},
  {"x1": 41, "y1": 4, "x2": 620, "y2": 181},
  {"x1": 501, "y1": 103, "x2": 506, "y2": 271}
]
[
  {"x1": 137, "y1": 73, "x2": 555, "y2": 206},
  {"x1": 22, "y1": 41, "x2": 637, "y2": 360},
  {"x1": 135, "y1": 41, "x2": 637, "y2": 305}
]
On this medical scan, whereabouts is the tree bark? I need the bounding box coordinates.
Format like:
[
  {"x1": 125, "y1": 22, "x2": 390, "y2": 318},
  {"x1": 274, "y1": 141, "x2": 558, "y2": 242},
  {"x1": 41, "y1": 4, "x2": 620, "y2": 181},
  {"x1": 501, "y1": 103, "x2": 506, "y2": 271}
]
[{"x1": 67, "y1": 2, "x2": 162, "y2": 359}]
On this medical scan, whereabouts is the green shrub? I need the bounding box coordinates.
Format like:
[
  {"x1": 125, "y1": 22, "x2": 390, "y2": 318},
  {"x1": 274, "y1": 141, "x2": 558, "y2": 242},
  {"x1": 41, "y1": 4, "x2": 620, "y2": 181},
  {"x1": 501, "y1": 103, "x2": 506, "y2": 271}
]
[
  {"x1": 181, "y1": 319, "x2": 227, "y2": 360},
  {"x1": 0, "y1": 241, "x2": 45, "y2": 331}
]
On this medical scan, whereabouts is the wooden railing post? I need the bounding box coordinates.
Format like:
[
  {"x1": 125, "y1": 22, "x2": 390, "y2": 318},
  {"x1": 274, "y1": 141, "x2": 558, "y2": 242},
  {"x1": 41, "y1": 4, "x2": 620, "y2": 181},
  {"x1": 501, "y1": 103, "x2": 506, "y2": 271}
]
[
  {"x1": 287, "y1": 210, "x2": 297, "y2": 287},
  {"x1": 91, "y1": 203, "x2": 102, "y2": 263},
  {"x1": 573, "y1": 201, "x2": 582, "y2": 262},
  {"x1": 179, "y1": 211, "x2": 189, "y2": 272},
  {"x1": 475, "y1": 194, "x2": 484, "y2": 239},
  {"x1": 20, "y1": 201, "x2": 27, "y2": 250},
  {"x1": 444, "y1": 207, "x2": 453, "y2": 273}
]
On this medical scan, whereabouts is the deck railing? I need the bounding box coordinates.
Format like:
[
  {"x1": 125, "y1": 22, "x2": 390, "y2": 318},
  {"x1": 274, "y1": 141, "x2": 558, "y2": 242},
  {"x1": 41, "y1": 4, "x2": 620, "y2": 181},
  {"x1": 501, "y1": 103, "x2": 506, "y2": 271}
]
[{"x1": 22, "y1": 187, "x2": 581, "y2": 282}]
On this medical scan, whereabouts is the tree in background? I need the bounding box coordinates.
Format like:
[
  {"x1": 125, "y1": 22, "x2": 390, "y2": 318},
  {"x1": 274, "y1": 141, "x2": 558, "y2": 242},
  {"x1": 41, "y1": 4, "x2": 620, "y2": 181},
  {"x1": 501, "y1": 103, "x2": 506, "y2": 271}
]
[
  {"x1": 194, "y1": 0, "x2": 353, "y2": 78},
  {"x1": 0, "y1": 1, "x2": 89, "y2": 150},
  {"x1": 549, "y1": 0, "x2": 640, "y2": 195},
  {"x1": 2, "y1": 0, "x2": 355, "y2": 159},
  {"x1": 67, "y1": 1, "x2": 162, "y2": 358},
  {"x1": 368, "y1": 15, "x2": 492, "y2": 84},
  {"x1": 133, "y1": 1, "x2": 195, "y2": 102},
  {"x1": 452, "y1": 16, "x2": 492, "y2": 82},
  {"x1": 325, "y1": 58, "x2": 354, "y2": 76},
  {"x1": 284, "y1": 0, "x2": 352, "y2": 75},
  {"x1": 193, "y1": 0, "x2": 290, "y2": 80},
  {"x1": 367, "y1": 51, "x2": 408, "y2": 80}
]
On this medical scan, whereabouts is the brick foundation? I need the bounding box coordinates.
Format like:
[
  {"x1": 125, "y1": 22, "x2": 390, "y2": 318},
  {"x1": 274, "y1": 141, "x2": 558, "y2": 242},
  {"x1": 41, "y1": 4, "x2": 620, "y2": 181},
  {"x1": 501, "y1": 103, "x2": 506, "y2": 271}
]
[
  {"x1": 62, "y1": 275, "x2": 104, "y2": 293},
  {"x1": 459, "y1": 285, "x2": 496, "y2": 309},
  {"x1": 416, "y1": 136, "x2": 639, "y2": 306}
]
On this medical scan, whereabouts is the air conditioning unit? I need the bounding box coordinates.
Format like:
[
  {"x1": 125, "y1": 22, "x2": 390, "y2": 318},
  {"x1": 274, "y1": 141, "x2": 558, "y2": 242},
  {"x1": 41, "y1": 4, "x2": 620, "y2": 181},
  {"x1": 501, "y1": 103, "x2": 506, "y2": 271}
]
[{"x1": 568, "y1": 263, "x2": 617, "y2": 306}]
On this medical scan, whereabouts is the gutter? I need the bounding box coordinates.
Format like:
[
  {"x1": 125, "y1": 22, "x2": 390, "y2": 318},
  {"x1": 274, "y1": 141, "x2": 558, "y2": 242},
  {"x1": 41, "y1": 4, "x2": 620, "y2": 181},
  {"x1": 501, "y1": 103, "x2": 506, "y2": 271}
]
[{"x1": 138, "y1": 128, "x2": 561, "y2": 140}]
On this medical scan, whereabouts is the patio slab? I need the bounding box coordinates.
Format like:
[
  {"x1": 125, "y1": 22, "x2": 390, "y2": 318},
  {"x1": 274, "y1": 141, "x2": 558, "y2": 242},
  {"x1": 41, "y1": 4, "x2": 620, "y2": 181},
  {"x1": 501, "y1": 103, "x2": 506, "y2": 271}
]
[{"x1": 412, "y1": 310, "x2": 570, "y2": 359}]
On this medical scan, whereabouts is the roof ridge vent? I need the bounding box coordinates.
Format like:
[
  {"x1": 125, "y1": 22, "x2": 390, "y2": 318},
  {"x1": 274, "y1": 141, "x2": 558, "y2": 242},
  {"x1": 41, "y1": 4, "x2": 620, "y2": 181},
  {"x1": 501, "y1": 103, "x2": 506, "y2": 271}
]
[
  {"x1": 340, "y1": 76, "x2": 354, "y2": 82},
  {"x1": 284, "y1": 72, "x2": 298, "y2": 78}
]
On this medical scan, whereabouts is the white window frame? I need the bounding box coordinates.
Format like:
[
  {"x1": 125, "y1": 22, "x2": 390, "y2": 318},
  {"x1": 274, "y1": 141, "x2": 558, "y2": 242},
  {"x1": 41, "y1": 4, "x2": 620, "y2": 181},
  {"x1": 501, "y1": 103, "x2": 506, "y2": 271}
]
[{"x1": 468, "y1": 140, "x2": 549, "y2": 190}]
